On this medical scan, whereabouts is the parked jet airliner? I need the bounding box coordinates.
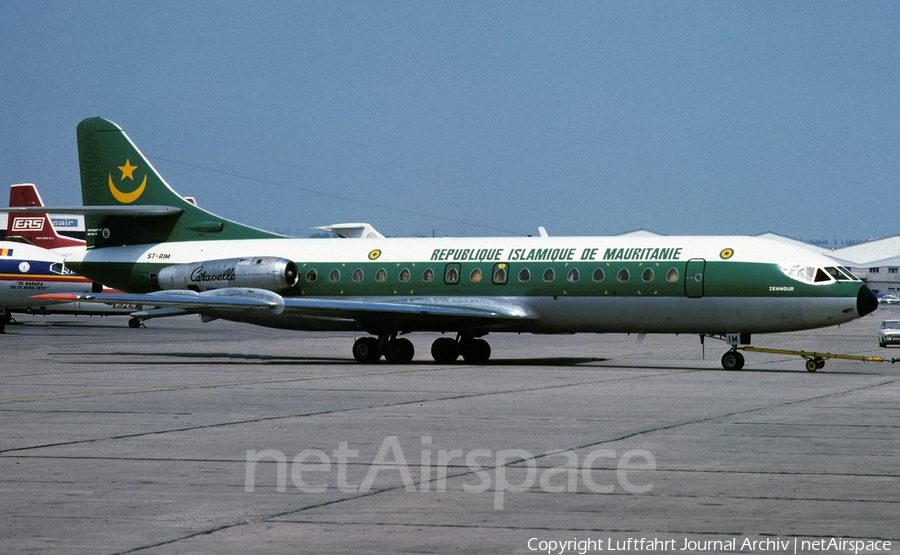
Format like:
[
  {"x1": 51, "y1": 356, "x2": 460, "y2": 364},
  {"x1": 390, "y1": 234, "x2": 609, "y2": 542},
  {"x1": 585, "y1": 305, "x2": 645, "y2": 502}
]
[
  {"x1": 1, "y1": 184, "x2": 154, "y2": 330},
  {"x1": 35, "y1": 118, "x2": 878, "y2": 369}
]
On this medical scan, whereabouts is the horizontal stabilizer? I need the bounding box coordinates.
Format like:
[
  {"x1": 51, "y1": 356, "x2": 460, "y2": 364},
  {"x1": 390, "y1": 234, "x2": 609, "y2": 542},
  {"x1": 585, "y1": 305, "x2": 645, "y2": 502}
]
[{"x1": 12, "y1": 206, "x2": 183, "y2": 217}]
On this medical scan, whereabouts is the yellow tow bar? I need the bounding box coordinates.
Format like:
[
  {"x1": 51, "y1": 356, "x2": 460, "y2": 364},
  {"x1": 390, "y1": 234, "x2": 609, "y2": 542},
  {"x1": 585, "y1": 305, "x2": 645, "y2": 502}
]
[{"x1": 739, "y1": 346, "x2": 899, "y2": 372}]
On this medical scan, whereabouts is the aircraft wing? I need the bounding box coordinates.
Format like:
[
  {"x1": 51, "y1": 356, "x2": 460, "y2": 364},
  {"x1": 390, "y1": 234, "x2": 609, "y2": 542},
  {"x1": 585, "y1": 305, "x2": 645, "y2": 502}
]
[
  {"x1": 33, "y1": 288, "x2": 286, "y2": 313},
  {"x1": 33, "y1": 288, "x2": 539, "y2": 329}
]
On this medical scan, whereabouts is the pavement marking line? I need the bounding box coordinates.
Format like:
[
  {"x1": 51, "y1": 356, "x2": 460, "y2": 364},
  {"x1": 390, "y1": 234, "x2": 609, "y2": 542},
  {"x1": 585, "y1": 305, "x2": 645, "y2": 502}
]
[
  {"x1": 0, "y1": 364, "x2": 458, "y2": 404},
  {"x1": 0, "y1": 370, "x2": 671, "y2": 455}
]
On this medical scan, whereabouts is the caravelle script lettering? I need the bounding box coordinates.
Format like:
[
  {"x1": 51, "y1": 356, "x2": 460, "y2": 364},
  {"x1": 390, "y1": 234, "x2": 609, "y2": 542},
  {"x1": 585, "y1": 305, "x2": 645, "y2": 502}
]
[{"x1": 190, "y1": 266, "x2": 237, "y2": 282}]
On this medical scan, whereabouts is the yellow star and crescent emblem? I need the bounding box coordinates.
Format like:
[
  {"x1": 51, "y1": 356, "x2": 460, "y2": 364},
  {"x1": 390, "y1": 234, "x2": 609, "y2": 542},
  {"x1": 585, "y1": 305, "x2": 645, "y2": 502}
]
[
  {"x1": 109, "y1": 159, "x2": 147, "y2": 203},
  {"x1": 118, "y1": 159, "x2": 137, "y2": 180}
]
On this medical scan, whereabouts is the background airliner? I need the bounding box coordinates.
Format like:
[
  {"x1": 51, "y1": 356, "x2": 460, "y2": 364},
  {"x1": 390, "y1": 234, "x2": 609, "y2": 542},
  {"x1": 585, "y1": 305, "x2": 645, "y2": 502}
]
[
  {"x1": 35, "y1": 118, "x2": 878, "y2": 369},
  {"x1": 1, "y1": 184, "x2": 150, "y2": 330}
]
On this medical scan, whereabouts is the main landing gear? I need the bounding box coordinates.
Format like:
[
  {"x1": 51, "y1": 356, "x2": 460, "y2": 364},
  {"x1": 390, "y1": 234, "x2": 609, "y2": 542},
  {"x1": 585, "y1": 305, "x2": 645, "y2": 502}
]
[
  {"x1": 351, "y1": 334, "x2": 492, "y2": 364},
  {"x1": 430, "y1": 336, "x2": 491, "y2": 364},
  {"x1": 352, "y1": 336, "x2": 414, "y2": 364}
]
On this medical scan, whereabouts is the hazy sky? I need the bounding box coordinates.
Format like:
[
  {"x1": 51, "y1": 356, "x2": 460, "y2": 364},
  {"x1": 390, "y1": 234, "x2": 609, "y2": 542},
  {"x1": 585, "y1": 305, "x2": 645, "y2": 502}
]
[{"x1": 2, "y1": 1, "x2": 898, "y2": 241}]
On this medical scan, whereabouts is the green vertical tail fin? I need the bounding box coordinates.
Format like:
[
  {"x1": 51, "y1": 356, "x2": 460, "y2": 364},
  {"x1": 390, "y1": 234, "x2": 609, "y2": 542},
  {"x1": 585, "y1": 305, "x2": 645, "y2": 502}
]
[{"x1": 77, "y1": 117, "x2": 284, "y2": 248}]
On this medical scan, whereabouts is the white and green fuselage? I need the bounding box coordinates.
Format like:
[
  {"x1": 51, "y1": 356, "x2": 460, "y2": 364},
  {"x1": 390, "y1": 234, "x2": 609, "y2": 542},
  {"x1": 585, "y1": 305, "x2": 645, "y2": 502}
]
[
  {"x1": 65, "y1": 234, "x2": 873, "y2": 335},
  {"x1": 48, "y1": 117, "x2": 878, "y2": 366}
]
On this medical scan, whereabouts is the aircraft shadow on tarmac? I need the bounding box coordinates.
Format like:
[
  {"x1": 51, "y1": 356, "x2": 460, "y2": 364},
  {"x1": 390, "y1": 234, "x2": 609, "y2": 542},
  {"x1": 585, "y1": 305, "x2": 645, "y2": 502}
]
[
  {"x1": 78, "y1": 352, "x2": 863, "y2": 373},
  {"x1": 39, "y1": 345, "x2": 890, "y2": 373},
  {"x1": 88, "y1": 351, "x2": 354, "y2": 365},
  {"x1": 78, "y1": 352, "x2": 612, "y2": 367},
  {"x1": 4, "y1": 319, "x2": 136, "y2": 329}
]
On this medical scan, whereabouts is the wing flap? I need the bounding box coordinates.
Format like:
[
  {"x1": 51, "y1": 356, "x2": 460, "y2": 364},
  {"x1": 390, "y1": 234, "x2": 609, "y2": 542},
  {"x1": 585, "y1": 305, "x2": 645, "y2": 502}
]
[{"x1": 282, "y1": 296, "x2": 537, "y2": 321}]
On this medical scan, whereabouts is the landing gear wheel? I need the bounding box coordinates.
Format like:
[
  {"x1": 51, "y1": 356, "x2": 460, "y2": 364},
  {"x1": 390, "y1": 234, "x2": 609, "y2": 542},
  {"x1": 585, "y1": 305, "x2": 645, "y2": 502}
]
[
  {"x1": 353, "y1": 337, "x2": 382, "y2": 363},
  {"x1": 128, "y1": 318, "x2": 142, "y2": 329},
  {"x1": 721, "y1": 351, "x2": 744, "y2": 370},
  {"x1": 460, "y1": 338, "x2": 491, "y2": 364},
  {"x1": 384, "y1": 338, "x2": 415, "y2": 364},
  {"x1": 431, "y1": 337, "x2": 460, "y2": 363},
  {"x1": 0, "y1": 311, "x2": 11, "y2": 324},
  {"x1": 805, "y1": 359, "x2": 819, "y2": 372}
]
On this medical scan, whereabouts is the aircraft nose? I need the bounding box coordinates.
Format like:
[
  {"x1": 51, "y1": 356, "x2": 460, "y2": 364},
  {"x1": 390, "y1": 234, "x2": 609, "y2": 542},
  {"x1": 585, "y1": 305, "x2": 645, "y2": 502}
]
[{"x1": 857, "y1": 285, "x2": 878, "y2": 317}]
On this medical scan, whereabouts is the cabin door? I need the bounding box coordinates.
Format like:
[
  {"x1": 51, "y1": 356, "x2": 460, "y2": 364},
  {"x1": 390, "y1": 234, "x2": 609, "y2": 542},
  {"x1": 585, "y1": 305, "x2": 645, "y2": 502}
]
[{"x1": 684, "y1": 258, "x2": 706, "y2": 298}]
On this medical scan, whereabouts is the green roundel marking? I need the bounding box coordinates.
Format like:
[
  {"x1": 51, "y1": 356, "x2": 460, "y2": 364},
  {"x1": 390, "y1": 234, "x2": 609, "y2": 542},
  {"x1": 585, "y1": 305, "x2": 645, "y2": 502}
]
[
  {"x1": 720, "y1": 248, "x2": 734, "y2": 260},
  {"x1": 368, "y1": 249, "x2": 382, "y2": 260}
]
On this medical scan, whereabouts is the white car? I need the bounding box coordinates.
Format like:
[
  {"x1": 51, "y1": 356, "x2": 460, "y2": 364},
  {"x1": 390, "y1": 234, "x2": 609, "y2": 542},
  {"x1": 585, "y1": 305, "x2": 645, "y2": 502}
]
[
  {"x1": 878, "y1": 320, "x2": 900, "y2": 347},
  {"x1": 880, "y1": 295, "x2": 900, "y2": 305}
]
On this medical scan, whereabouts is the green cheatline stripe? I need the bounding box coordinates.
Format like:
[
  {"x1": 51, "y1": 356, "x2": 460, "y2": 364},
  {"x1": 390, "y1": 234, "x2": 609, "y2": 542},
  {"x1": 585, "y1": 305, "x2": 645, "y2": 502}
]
[{"x1": 71, "y1": 258, "x2": 860, "y2": 299}]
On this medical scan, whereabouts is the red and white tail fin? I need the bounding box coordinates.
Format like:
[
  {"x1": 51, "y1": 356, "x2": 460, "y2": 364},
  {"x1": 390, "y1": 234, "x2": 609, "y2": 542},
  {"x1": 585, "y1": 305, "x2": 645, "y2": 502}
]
[{"x1": 7, "y1": 184, "x2": 86, "y2": 250}]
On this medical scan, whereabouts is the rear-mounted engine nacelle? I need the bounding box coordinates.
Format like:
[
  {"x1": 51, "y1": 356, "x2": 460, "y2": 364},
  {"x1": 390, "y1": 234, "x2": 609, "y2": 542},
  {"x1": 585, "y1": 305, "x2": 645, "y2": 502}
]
[{"x1": 157, "y1": 257, "x2": 299, "y2": 292}]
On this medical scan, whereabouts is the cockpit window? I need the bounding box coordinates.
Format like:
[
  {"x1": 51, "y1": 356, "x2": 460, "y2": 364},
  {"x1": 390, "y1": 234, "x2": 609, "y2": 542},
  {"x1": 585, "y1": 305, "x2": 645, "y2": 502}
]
[
  {"x1": 50, "y1": 262, "x2": 74, "y2": 275},
  {"x1": 780, "y1": 265, "x2": 834, "y2": 285},
  {"x1": 814, "y1": 268, "x2": 832, "y2": 283},
  {"x1": 825, "y1": 266, "x2": 857, "y2": 281}
]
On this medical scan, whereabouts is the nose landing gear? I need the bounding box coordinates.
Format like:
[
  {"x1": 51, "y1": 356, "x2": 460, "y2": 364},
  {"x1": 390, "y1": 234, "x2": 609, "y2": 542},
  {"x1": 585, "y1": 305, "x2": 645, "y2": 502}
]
[{"x1": 721, "y1": 350, "x2": 744, "y2": 371}]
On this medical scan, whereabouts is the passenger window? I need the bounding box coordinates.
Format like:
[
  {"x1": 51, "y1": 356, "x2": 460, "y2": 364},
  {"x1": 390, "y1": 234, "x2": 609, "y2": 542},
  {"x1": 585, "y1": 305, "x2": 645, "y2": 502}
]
[
  {"x1": 518, "y1": 268, "x2": 531, "y2": 282},
  {"x1": 399, "y1": 268, "x2": 410, "y2": 282},
  {"x1": 306, "y1": 269, "x2": 317, "y2": 282},
  {"x1": 375, "y1": 268, "x2": 387, "y2": 282},
  {"x1": 543, "y1": 268, "x2": 555, "y2": 282},
  {"x1": 423, "y1": 268, "x2": 434, "y2": 282},
  {"x1": 352, "y1": 268, "x2": 363, "y2": 282},
  {"x1": 329, "y1": 268, "x2": 340, "y2": 282},
  {"x1": 617, "y1": 268, "x2": 629, "y2": 282},
  {"x1": 567, "y1": 268, "x2": 580, "y2": 282},
  {"x1": 641, "y1": 268, "x2": 654, "y2": 282},
  {"x1": 592, "y1": 268, "x2": 605, "y2": 282},
  {"x1": 493, "y1": 263, "x2": 508, "y2": 285},
  {"x1": 666, "y1": 268, "x2": 679, "y2": 282},
  {"x1": 444, "y1": 264, "x2": 460, "y2": 284},
  {"x1": 470, "y1": 268, "x2": 483, "y2": 282}
]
